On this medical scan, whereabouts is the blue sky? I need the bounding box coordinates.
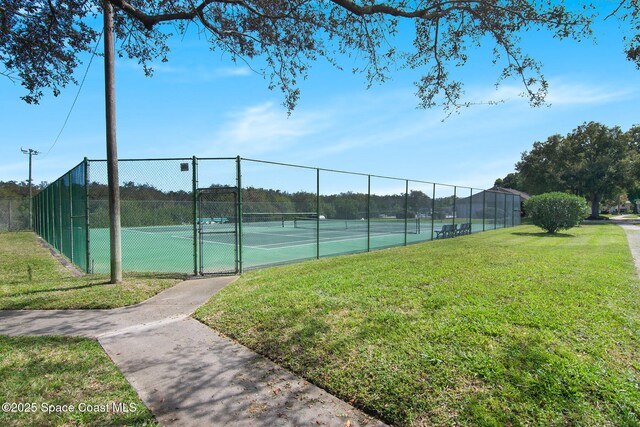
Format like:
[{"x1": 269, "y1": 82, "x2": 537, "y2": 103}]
[{"x1": 1, "y1": 5, "x2": 640, "y2": 193}]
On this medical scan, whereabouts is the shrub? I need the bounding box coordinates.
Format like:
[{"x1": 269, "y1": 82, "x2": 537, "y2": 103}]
[{"x1": 524, "y1": 192, "x2": 589, "y2": 233}]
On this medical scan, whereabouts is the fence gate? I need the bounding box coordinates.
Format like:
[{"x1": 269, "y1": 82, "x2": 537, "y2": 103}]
[{"x1": 197, "y1": 187, "x2": 239, "y2": 274}]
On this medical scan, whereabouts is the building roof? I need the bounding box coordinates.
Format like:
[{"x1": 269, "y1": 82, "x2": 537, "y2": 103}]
[{"x1": 488, "y1": 186, "x2": 531, "y2": 200}]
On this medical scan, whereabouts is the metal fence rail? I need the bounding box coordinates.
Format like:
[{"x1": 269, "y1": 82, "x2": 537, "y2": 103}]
[{"x1": 33, "y1": 157, "x2": 522, "y2": 274}]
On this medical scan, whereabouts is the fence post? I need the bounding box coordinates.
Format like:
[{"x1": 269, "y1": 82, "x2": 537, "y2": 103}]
[
  {"x1": 367, "y1": 175, "x2": 371, "y2": 252},
  {"x1": 317, "y1": 169, "x2": 320, "y2": 259},
  {"x1": 58, "y1": 180, "x2": 63, "y2": 250},
  {"x1": 431, "y1": 183, "x2": 436, "y2": 241},
  {"x1": 504, "y1": 194, "x2": 509, "y2": 228},
  {"x1": 404, "y1": 180, "x2": 409, "y2": 246},
  {"x1": 236, "y1": 156, "x2": 243, "y2": 274},
  {"x1": 68, "y1": 171, "x2": 74, "y2": 264},
  {"x1": 482, "y1": 190, "x2": 486, "y2": 232},
  {"x1": 50, "y1": 186, "x2": 55, "y2": 245},
  {"x1": 453, "y1": 186, "x2": 457, "y2": 228},
  {"x1": 192, "y1": 156, "x2": 198, "y2": 275},
  {"x1": 33, "y1": 197, "x2": 36, "y2": 233},
  {"x1": 84, "y1": 158, "x2": 91, "y2": 273},
  {"x1": 468, "y1": 188, "x2": 473, "y2": 233}
]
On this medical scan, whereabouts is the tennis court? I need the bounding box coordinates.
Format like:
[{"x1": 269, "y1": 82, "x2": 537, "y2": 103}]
[
  {"x1": 34, "y1": 157, "x2": 522, "y2": 275},
  {"x1": 87, "y1": 216, "x2": 497, "y2": 274},
  {"x1": 88, "y1": 216, "x2": 437, "y2": 274}
]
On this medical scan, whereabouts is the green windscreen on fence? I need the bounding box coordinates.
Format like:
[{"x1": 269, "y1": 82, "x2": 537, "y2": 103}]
[
  {"x1": 33, "y1": 157, "x2": 523, "y2": 274},
  {"x1": 33, "y1": 161, "x2": 88, "y2": 271}
]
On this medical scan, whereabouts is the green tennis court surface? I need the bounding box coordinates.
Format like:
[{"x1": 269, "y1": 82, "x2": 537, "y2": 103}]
[{"x1": 88, "y1": 219, "x2": 503, "y2": 274}]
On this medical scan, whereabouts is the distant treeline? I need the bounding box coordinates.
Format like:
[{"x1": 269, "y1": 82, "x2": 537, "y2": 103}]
[
  {"x1": 86, "y1": 181, "x2": 464, "y2": 228},
  {"x1": 0, "y1": 180, "x2": 47, "y2": 198}
]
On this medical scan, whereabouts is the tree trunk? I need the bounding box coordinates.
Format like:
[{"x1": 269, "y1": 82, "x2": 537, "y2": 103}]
[{"x1": 590, "y1": 196, "x2": 600, "y2": 219}]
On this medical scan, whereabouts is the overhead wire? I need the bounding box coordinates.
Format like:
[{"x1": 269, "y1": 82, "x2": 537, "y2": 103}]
[{"x1": 40, "y1": 28, "x2": 104, "y2": 158}]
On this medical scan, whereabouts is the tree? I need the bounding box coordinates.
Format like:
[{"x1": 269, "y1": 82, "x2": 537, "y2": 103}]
[
  {"x1": 2, "y1": 1, "x2": 597, "y2": 111},
  {"x1": 515, "y1": 134, "x2": 567, "y2": 195},
  {"x1": 494, "y1": 172, "x2": 524, "y2": 191},
  {"x1": 524, "y1": 192, "x2": 588, "y2": 234},
  {"x1": 514, "y1": 122, "x2": 635, "y2": 218},
  {"x1": 563, "y1": 123, "x2": 634, "y2": 217}
]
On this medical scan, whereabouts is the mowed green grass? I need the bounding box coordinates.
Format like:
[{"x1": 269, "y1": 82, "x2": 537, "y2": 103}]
[
  {"x1": 195, "y1": 224, "x2": 640, "y2": 426},
  {"x1": 0, "y1": 336, "x2": 157, "y2": 427},
  {"x1": 0, "y1": 232, "x2": 184, "y2": 309}
]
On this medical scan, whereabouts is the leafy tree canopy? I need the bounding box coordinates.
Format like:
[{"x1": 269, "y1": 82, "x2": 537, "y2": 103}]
[
  {"x1": 494, "y1": 172, "x2": 523, "y2": 190},
  {"x1": 2, "y1": 0, "x2": 624, "y2": 111},
  {"x1": 501, "y1": 122, "x2": 637, "y2": 217}
]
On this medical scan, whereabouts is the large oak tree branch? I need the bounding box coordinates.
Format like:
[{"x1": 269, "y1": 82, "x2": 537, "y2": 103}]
[{"x1": 0, "y1": 0, "x2": 611, "y2": 110}]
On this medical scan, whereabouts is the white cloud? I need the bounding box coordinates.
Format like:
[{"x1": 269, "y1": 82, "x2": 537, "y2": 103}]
[
  {"x1": 545, "y1": 79, "x2": 635, "y2": 105},
  {"x1": 467, "y1": 77, "x2": 637, "y2": 107},
  {"x1": 116, "y1": 60, "x2": 252, "y2": 82},
  {"x1": 208, "y1": 102, "x2": 331, "y2": 155}
]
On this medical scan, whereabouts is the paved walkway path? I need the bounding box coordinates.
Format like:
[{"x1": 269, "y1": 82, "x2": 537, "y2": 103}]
[
  {"x1": 0, "y1": 277, "x2": 384, "y2": 426},
  {"x1": 616, "y1": 221, "x2": 640, "y2": 276}
]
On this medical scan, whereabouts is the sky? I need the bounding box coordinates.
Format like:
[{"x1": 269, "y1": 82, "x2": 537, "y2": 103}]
[{"x1": 1, "y1": 4, "x2": 640, "y2": 194}]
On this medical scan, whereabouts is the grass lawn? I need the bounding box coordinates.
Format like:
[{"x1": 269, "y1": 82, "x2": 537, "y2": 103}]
[
  {"x1": 0, "y1": 336, "x2": 157, "y2": 426},
  {"x1": 195, "y1": 224, "x2": 640, "y2": 426},
  {"x1": 0, "y1": 232, "x2": 184, "y2": 309},
  {"x1": 0, "y1": 232, "x2": 180, "y2": 425}
]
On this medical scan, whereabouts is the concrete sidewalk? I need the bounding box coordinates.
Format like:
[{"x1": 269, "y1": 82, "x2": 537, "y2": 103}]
[
  {"x1": 617, "y1": 222, "x2": 640, "y2": 276},
  {"x1": 0, "y1": 277, "x2": 385, "y2": 426}
]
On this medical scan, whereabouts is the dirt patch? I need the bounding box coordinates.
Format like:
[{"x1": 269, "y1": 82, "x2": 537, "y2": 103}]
[{"x1": 36, "y1": 235, "x2": 84, "y2": 277}]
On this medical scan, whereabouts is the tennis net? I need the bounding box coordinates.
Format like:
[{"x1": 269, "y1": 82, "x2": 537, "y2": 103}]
[
  {"x1": 294, "y1": 216, "x2": 420, "y2": 234},
  {"x1": 242, "y1": 212, "x2": 317, "y2": 228}
]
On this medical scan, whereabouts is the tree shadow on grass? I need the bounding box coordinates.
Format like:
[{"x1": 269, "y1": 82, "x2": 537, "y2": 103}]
[
  {"x1": 124, "y1": 272, "x2": 187, "y2": 281},
  {"x1": 511, "y1": 232, "x2": 576, "y2": 238},
  {"x1": 9, "y1": 273, "x2": 186, "y2": 296},
  {"x1": 13, "y1": 280, "x2": 114, "y2": 296}
]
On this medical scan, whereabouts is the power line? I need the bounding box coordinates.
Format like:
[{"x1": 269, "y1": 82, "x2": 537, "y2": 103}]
[{"x1": 40, "y1": 29, "x2": 104, "y2": 158}]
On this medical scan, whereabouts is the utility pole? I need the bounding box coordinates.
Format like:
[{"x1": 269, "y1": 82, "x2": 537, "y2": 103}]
[
  {"x1": 21, "y1": 147, "x2": 40, "y2": 229},
  {"x1": 104, "y1": 0, "x2": 122, "y2": 284}
]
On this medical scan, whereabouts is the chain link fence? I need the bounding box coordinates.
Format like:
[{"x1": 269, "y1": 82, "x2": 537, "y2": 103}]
[
  {"x1": 0, "y1": 198, "x2": 30, "y2": 231},
  {"x1": 33, "y1": 161, "x2": 88, "y2": 271},
  {"x1": 33, "y1": 157, "x2": 522, "y2": 274}
]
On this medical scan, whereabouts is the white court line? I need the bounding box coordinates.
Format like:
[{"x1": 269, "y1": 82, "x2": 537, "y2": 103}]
[
  {"x1": 171, "y1": 235, "x2": 240, "y2": 249},
  {"x1": 246, "y1": 232, "x2": 415, "y2": 250},
  {"x1": 174, "y1": 232, "x2": 385, "y2": 251},
  {"x1": 153, "y1": 229, "x2": 431, "y2": 252}
]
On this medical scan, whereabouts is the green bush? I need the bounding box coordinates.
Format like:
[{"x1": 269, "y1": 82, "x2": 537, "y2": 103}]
[{"x1": 524, "y1": 192, "x2": 589, "y2": 233}]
